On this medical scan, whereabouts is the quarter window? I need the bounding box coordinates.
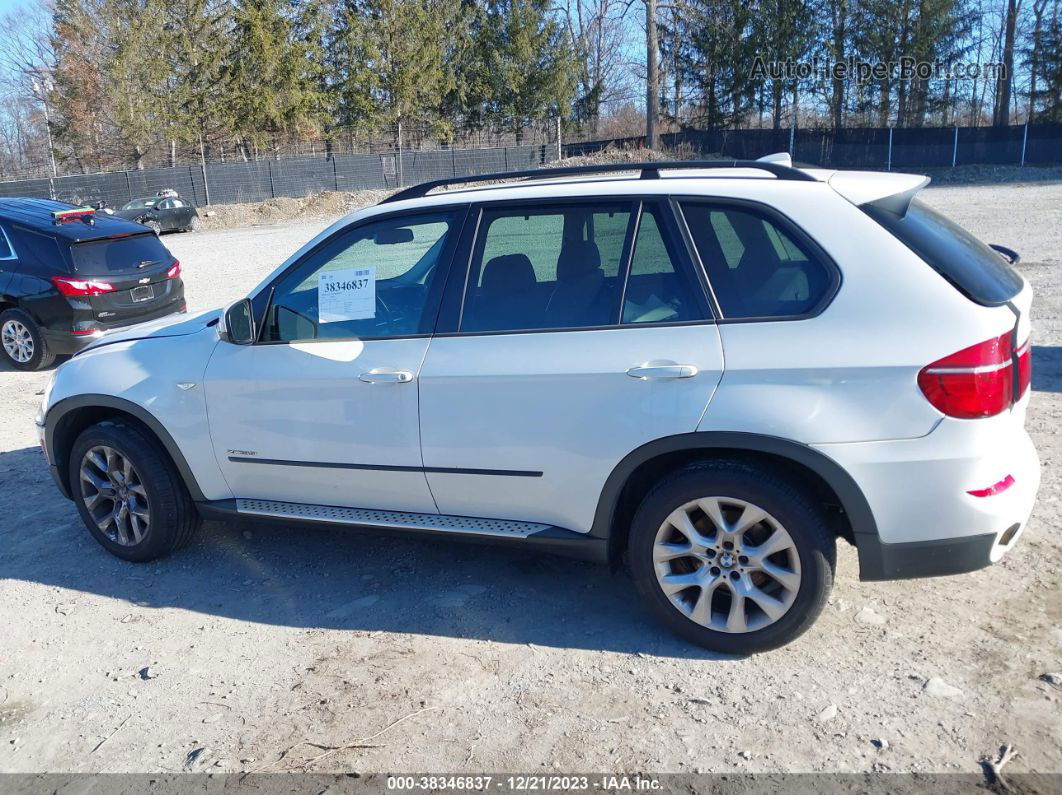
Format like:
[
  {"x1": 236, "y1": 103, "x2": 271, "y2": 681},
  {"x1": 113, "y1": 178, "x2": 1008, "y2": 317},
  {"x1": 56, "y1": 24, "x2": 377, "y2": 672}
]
[
  {"x1": 680, "y1": 202, "x2": 832, "y2": 319},
  {"x1": 264, "y1": 211, "x2": 458, "y2": 342},
  {"x1": 461, "y1": 203, "x2": 633, "y2": 332}
]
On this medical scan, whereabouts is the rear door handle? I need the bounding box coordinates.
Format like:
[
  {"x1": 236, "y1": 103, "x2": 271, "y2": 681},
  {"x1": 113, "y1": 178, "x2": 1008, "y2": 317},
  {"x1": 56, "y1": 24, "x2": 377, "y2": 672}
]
[
  {"x1": 358, "y1": 368, "x2": 414, "y2": 384},
  {"x1": 626, "y1": 364, "x2": 698, "y2": 379}
]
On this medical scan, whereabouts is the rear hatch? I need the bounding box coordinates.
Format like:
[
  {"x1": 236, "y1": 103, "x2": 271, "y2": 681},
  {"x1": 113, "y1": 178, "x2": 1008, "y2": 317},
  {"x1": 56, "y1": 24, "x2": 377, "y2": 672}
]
[{"x1": 69, "y1": 233, "x2": 181, "y2": 323}]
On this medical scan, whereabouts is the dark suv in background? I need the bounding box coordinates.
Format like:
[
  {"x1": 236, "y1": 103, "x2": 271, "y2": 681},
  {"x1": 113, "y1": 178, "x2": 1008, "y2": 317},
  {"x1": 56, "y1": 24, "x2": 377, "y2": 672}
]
[{"x1": 0, "y1": 199, "x2": 186, "y2": 370}]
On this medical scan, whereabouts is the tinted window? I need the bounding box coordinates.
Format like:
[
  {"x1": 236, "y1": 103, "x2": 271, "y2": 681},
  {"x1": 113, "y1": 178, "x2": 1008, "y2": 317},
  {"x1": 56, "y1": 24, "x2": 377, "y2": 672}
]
[
  {"x1": 681, "y1": 202, "x2": 832, "y2": 319},
  {"x1": 121, "y1": 198, "x2": 156, "y2": 211},
  {"x1": 863, "y1": 198, "x2": 1022, "y2": 306},
  {"x1": 264, "y1": 211, "x2": 457, "y2": 342},
  {"x1": 7, "y1": 226, "x2": 66, "y2": 275},
  {"x1": 71, "y1": 234, "x2": 174, "y2": 275},
  {"x1": 461, "y1": 203, "x2": 632, "y2": 332},
  {"x1": 622, "y1": 207, "x2": 706, "y2": 324}
]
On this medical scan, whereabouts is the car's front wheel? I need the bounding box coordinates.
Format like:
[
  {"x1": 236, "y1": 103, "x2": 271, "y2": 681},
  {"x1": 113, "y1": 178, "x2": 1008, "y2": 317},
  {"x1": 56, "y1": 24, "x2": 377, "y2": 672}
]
[
  {"x1": 0, "y1": 308, "x2": 54, "y2": 371},
  {"x1": 629, "y1": 461, "x2": 835, "y2": 654},
  {"x1": 69, "y1": 420, "x2": 201, "y2": 562},
  {"x1": 144, "y1": 219, "x2": 162, "y2": 235}
]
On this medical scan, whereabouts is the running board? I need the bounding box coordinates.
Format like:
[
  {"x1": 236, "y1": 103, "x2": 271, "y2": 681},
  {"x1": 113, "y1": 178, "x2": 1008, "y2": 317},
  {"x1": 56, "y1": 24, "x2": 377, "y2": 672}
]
[
  {"x1": 234, "y1": 498, "x2": 552, "y2": 539},
  {"x1": 195, "y1": 498, "x2": 608, "y2": 563}
]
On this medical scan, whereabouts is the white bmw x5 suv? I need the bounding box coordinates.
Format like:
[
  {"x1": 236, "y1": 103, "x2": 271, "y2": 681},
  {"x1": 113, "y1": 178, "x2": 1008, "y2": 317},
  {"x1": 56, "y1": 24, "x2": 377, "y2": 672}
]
[{"x1": 37, "y1": 158, "x2": 1040, "y2": 653}]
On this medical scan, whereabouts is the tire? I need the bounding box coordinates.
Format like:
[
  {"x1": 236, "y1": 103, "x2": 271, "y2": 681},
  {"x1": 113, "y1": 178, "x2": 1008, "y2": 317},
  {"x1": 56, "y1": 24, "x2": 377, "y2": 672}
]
[
  {"x1": 0, "y1": 308, "x2": 55, "y2": 371},
  {"x1": 145, "y1": 219, "x2": 162, "y2": 235},
  {"x1": 628, "y1": 461, "x2": 835, "y2": 654},
  {"x1": 186, "y1": 215, "x2": 200, "y2": 232},
  {"x1": 69, "y1": 419, "x2": 201, "y2": 562}
]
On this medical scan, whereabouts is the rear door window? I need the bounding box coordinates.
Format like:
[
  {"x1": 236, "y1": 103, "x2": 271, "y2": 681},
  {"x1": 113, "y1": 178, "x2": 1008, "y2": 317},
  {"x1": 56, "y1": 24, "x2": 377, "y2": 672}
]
[
  {"x1": 7, "y1": 226, "x2": 65, "y2": 275},
  {"x1": 680, "y1": 202, "x2": 835, "y2": 319},
  {"x1": 71, "y1": 234, "x2": 173, "y2": 276},
  {"x1": 460, "y1": 202, "x2": 633, "y2": 332},
  {"x1": 862, "y1": 198, "x2": 1022, "y2": 306},
  {"x1": 621, "y1": 207, "x2": 707, "y2": 325}
]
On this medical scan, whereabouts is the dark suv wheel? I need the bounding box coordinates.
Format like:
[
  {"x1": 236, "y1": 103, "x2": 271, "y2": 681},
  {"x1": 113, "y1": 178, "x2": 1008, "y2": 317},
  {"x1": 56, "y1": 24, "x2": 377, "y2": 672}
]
[
  {"x1": 69, "y1": 419, "x2": 202, "y2": 562},
  {"x1": 628, "y1": 461, "x2": 835, "y2": 654},
  {"x1": 0, "y1": 308, "x2": 54, "y2": 371}
]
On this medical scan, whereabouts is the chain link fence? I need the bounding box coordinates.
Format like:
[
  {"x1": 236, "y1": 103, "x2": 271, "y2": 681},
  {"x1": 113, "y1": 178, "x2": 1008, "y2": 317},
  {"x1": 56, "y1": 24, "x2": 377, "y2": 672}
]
[
  {"x1": 564, "y1": 122, "x2": 1062, "y2": 169},
  {"x1": 0, "y1": 142, "x2": 559, "y2": 209},
  {"x1": 0, "y1": 122, "x2": 1058, "y2": 211}
]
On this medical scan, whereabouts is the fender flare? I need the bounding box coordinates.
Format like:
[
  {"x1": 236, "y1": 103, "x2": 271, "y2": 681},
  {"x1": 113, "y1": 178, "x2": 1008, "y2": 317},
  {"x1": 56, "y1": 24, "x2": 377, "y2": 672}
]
[
  {"x1": 45, "y1": 394, "x2": 207, "y2": 502},
  {"x1": 587, "y1": 431, "x2": 881, "y2": 569}
]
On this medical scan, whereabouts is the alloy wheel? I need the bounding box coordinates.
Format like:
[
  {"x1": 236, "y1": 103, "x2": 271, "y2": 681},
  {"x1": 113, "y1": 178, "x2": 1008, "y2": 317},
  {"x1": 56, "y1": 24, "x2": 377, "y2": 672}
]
[
  {"x1": 1, "y1": 319, "x2": 34, "y2": 363},
  {"x1": 79, "y1": 445, "x2": 151, "y2": 546},
  {"x1": 653, "y1": 496, "x2": 801, "y2": 633}
]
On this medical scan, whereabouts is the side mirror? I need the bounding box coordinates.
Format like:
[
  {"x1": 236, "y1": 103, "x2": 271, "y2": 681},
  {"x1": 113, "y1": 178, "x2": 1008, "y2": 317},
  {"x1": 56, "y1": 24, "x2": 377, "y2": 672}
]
[{"x1": 219, "y1": 298, "x2": 256, "y2": 344}]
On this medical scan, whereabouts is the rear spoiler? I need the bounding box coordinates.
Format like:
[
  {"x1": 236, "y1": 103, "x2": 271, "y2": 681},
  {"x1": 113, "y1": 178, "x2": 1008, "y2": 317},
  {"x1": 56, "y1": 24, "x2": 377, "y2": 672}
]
[{"x1": 828, "y1": 172, "x2": 930, "y2": 217}]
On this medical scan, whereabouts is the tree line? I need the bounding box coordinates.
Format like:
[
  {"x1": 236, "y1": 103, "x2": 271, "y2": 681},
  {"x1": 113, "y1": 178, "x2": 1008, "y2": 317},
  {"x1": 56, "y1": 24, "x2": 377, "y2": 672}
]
[{"x1": 0, "y1": 0, "x2": 1057, "y2": 178}]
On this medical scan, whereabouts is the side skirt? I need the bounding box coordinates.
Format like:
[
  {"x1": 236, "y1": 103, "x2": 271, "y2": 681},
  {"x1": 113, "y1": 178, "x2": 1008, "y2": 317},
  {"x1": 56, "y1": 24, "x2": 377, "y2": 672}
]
[{"x1": 195, "y1": 498, "x2": 609, "y2": 564}]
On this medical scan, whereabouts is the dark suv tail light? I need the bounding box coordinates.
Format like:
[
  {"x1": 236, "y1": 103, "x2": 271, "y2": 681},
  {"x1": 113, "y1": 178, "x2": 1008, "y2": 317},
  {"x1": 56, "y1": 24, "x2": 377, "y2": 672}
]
[
  {"x1": 918, "y1": 332, "x2": 1030, "y2": 419},
  {"x1": 52, "y1": 275, "x2": 115, "y2": 297},
  {"x1": 166, "y1": 260, "x2": 181, "y2": 280}
]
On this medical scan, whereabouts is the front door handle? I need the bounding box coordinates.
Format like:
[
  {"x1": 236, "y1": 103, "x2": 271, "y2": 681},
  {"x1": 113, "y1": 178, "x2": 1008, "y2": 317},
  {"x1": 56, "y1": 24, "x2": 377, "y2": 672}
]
[
  {"x1": 358, "y1": 368, "x2": 414, "y2": 384},
  {"x1": 626, "y1": 363, "x2": 699, "y2": 379}
]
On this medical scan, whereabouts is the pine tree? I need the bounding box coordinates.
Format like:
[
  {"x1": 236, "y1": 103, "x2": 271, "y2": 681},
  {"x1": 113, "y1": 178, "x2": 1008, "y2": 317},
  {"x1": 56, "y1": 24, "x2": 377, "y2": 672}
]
[
  {"x1": 224, "y1": 0, "x2": 323, "y2": 158},
  {"x1": 479, "y1": 0, "x2": 577, "y2": 140}
]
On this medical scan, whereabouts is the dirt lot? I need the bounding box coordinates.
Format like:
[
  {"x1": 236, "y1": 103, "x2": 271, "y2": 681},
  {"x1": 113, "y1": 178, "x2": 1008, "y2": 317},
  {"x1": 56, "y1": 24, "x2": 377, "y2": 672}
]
[{"x1": 0, "y1": 178, "x2": 1060, "y2": 778}]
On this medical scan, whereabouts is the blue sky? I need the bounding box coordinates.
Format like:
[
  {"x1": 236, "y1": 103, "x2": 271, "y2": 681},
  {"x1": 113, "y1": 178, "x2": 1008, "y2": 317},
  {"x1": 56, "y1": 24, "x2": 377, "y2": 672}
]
[{"x1": 0, "y1": 0, "x2": 32, "y2": 18}]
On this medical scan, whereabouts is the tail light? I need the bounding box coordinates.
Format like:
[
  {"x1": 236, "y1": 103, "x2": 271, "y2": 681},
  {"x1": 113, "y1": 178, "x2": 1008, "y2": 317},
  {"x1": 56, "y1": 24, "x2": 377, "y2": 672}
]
[
  {"x1": 918, "y1": 331, "x2": 1031, "y2": 419},
  {"x1": 1016, "y1": 339, "x2": 1031, "y2": 398},
  {"x1": 52, "y1": 275, "x2": 115, "y2": 297},
  {"x1": 166, "y1": 260, "x2": 181, "y2": 280}
]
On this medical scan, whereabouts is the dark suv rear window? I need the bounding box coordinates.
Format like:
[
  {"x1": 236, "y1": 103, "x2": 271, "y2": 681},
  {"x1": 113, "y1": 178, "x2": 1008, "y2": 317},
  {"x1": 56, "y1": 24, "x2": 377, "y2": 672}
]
[
  {"x1": 71, "y1": 234, "x2": 173, "y2": 275},
  {"x1": 862, "y1": 198, "x2": 1022, "y2": 306}
]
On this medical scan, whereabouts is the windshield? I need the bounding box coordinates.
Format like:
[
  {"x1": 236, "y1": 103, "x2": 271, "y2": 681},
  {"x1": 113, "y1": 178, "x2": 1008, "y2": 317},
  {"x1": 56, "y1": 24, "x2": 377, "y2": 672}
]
[
  {"x1": 121, "y1": 198, "x2": 157, "y2": 211},
  {"x1": 71, "y1": 234, "x2": 174, "y2": 275},
  {"x1": 862, "y1": 198, "x2": 1023, "y2": 306}
]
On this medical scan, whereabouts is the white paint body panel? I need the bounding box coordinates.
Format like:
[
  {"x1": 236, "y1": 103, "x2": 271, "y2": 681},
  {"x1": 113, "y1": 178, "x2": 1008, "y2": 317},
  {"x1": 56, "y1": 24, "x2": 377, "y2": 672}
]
[
  {"x1": 814, "y1": 396, "x2": 1040, "y2": 547},
  {"x1": 203, "y1": 338, "x2": 437, "y2": 512},
  {"x1": 46, "y1": 323, "x2": 231, "y2": 501},
  {"x1": 419, "y1": 325, "x2": 724, "y2": 532}
]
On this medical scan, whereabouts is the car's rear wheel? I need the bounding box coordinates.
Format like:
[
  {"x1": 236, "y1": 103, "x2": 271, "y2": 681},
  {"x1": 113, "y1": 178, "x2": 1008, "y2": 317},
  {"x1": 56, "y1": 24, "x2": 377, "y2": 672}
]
[
  {"x1": 629, "y1": 461, "x2": 835, "y2": 654},
  {"x1": 186, "y1": 215, "x2": 200, "y2": 232},
  {"x1": 0, "y1": 308, "x2": 54, "y2": 371},
  {"x1": 69, "y1": 420, "x2": 201, "y2": 562}
]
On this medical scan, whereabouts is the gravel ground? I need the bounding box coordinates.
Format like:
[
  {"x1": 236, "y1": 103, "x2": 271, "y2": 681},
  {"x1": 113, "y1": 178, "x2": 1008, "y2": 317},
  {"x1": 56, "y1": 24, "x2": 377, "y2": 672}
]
[{"x1": 0, "y1": 180, "x2": 1060, "y2": 778}]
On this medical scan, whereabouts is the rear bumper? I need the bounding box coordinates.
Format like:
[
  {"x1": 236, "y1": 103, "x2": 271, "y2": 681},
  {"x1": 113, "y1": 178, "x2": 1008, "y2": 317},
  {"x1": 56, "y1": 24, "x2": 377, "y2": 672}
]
[
  {"x1": 41, "y1": 301, "x2": 186, "y2": 355},
  {"x1": 815, "y1": 409, "x2": 1040, "y2": 581}
]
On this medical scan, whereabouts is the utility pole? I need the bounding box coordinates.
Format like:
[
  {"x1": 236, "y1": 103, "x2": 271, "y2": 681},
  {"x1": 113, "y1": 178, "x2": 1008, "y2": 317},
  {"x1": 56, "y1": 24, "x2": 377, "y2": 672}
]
[
  {"x1": 645, "y1": 0, "x2": 659, "y2": 150},
  {"x1": 33, "y1": 78, "x2": 57, "y2": 179}
]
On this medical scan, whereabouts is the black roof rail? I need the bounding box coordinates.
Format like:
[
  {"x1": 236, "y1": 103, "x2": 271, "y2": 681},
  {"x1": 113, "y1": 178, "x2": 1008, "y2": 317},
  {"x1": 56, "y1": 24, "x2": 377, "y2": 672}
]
[{"x1": 380, "y1": 159, "x2": 817, "y2": 204}]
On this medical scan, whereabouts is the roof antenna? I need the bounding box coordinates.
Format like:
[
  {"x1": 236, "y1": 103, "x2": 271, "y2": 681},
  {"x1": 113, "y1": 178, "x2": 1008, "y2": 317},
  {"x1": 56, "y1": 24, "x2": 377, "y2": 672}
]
[{"x1": 757, "y1": 152, "x2": 793, "y2": 168}]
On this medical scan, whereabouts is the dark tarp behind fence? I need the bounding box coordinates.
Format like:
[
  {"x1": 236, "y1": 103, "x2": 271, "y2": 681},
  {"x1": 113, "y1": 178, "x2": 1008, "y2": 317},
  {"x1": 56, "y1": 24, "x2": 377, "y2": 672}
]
[{"x1": 565, "y1": 122, "x2": 1062, "y2": 171}]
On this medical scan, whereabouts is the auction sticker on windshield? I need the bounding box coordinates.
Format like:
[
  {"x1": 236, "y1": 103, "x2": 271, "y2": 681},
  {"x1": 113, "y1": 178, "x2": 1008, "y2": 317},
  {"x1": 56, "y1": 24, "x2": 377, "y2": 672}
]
[{"x1": 319, "y1": 266, "x2": 375, "y2": 322}]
